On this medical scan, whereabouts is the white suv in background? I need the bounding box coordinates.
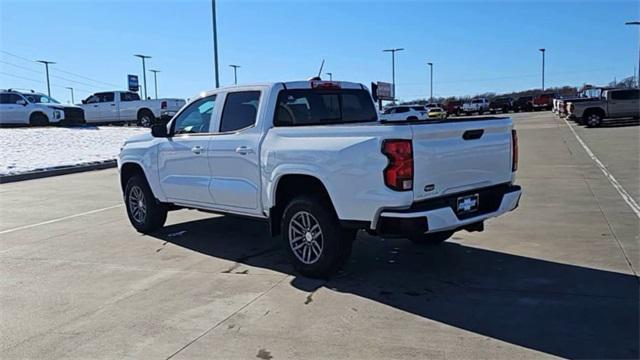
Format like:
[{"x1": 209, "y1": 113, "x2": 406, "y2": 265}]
[
  {"x1": 0, "y1": 89, "x2": 85, "y2": 126},
  {"x1": 379, "y1": 105, "x2": 428, "y2": 121}
]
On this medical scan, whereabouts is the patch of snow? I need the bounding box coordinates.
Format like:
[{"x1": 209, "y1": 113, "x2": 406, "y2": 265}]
[{"x1": 0, "y1": 126, "x2": 149, "y2": 175}]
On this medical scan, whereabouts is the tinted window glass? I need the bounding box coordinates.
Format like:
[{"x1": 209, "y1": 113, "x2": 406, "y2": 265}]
[
  {"x1": 410, "y1": 106, "x2": 425, "y2": 111},
  {"x1": 120, "y1": 92, "x2": 140, "y2": 101},
  {"x1": 173, "y1": 95, "x2": 216, "y2": 134},
  {"x1": 94, "y1": 92, "x2": 114, "y2": 103},
  {"x1": 0, "y1": 94, "x2": 22, "y2": 104},
  {"x1": 396, "y1": 107, "x2": 409, "y2": 113},
  {"x1": 219, "y1": 91, "x2": 260, "y2": 132},
  {"x1": 611, "y1": 90, "x2": 639, "y2": 100},
  {"x1": 274, "y1": 89, "x2": 377, "y2": 126}
]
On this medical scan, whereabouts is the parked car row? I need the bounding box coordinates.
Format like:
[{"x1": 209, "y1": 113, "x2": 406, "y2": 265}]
[
  {"x1": 379, "y1": 104, "x2": 447, "y2": 121},
  {"x1": 439, "y1": 93, "x2": 552, "y2": 117},
  {"x1": 0, "y1": 88, "x2": 185, "y2": 127},
  {"x1": 555, "y1": 87, "x2": 639, "y2": 127}
]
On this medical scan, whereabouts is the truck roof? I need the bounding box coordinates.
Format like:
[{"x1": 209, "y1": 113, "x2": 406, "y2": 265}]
[{"x1": 197, "y1": 80, "x2": 367, "y2": 98}]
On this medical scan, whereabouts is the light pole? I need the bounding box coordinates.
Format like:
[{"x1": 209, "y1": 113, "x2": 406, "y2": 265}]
[
  {"x1": 149, "y1": 69, "x2": 160, "y2": 99},
  {"x1": 539, "y1": 48, "x2": 546, "y2": 90},
  {"x1": 427, "y1": 62, "x2": 433, "y2": 103},
  {"x1": 229, "y1": 64, "x2": 240, "y2": 85},
  {"x1": 383, "y1": 48, "x2": 404, "y2": 102},
  {"x1": 326, "y1": 72, "x2": 333, "y2": 81},
  {"x1": 36, "y1": 60, "x2": 55, "y2": 97},
  {"x1": 212, "y1": 0, "x2": 220, "y2": 88},
  {"x1": 65, "y1": 87, "x2": 74, "y2": 104},
  {"x1": 134, "y1": 54, "x2": 151, "y2": 99},
  {"x1": 626, "y1": 21, "x2": 640, "y2": 87}
]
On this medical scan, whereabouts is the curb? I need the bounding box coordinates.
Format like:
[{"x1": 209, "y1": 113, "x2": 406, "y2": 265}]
[{"x1": 0, "y1": 160, "x2": 117, "y2": 184}]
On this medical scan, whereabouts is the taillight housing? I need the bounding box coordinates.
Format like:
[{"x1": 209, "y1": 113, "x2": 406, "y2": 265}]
[
  {"x1": 161, "y1": 101, "x2": 167, "y2": 109},
  {"x1": 382, "y1": 139, "x2": 413, "y2": 191},
  {"x1": 511, "y1": 129, "x2": 519, "y2": 172}
]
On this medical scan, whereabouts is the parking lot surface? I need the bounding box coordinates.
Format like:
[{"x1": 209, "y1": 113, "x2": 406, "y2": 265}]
[{"x1": 1, "y1": 112, "x2": 638, "y2": 359}]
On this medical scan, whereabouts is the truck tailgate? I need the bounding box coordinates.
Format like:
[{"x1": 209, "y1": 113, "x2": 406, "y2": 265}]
[
  {"x1": 164, "y1": 99, "x2": 186, "y2": 111},
  {"x1": 410, "y1": 117, "x2": 513, "y2": 202}
]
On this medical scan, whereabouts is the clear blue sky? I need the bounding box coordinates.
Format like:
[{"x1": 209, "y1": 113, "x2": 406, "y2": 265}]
[{"x1": 1, "y1": 0, "x2": 638, "y2": 103}]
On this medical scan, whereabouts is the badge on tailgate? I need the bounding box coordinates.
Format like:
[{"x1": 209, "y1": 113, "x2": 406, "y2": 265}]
[{"x1": 457, "y1": 194, "x2": 479, "y2": 214}]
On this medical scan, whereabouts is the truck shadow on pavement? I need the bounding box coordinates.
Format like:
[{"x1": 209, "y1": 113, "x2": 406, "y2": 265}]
[{"x1": 152, "y1": 215, "x2": 639, "y2": 359}]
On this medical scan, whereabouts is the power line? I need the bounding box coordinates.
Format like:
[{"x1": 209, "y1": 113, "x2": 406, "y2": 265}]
[
  {"x1": 0, "y1": 60, "x2": 41, "y2": 74},
  {"x1": 0, "y1": 71, "x2": 94, "y2": 94},
  {"x1": 1, "y1": 59, "x2": 107, "y2": 90},
  {"x1": 1, "y1": 50, "x2": 119, "y2": 88}
]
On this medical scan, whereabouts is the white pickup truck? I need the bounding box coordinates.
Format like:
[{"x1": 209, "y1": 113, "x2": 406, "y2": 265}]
[
  {"x1": 462, "y1": 98, "x2": 490, "y2": 115},
  {"x1": 118, "y1": 80, "x2": 522, "y2": 277},
  {"x1": 79, "y1": 91, "x2": 185, "y2": 126}
]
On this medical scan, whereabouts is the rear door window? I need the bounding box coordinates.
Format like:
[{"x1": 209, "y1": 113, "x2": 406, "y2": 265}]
[
  {"x1": 274, "y1": 89, "x2": 376, "y2": 126},
  {"x1": 611, "y1": 90, "x2": 639, "y2": 100},
  {"x1": 219, "y1": 91, "x2": 261, "y2": 132}
]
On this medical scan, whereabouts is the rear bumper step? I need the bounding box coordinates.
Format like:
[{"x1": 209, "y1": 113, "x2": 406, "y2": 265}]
[{"x1": 376, "y1": 184, "x2": 521, "y2": 237}]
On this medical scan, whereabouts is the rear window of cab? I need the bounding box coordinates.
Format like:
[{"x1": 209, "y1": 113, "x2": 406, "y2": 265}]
[{"x1": 274, "y1": 89, "x2": 377, "y2": 126}]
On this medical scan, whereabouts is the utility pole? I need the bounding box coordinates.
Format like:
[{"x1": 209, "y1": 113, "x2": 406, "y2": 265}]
[
  {"x1": 65, "y1": 87, "x2": 74, "y2": 104},
  {"x1": 212, "y1": 0, "x2": 220, "y2": 88},
  {"x1": 149, "y1": 69, "x2": 160, "y2": 99},
  {"x1": 229, "y1": 64, "x2": 240, "y2": 85},
  {"x1": 427, "y1": 62, "x2": 433, "y2": 103},
  {"x1": 326, "y1": 72, "x2": 333, "y2": 81},
  {"x1": 36, "y1": 60, "x2": 55, "y2": 97},
  {"x1": 383, "y1": 48, "x2": 404, "y2": 103},
  {"x1": 134, "y1": 54, "x2": 151, "y2": 99},
  {"x1": 539, "y1": 48, "x2": 546, "y2": 90},
  {"x1": 626, "y1": 21, "x2": 640, "y2": 87}
]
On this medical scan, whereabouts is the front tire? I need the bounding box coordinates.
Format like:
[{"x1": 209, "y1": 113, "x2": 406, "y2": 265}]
[
  {"x1": 29, "y1": 112, "x2": 49, "y2": 126},
  {"x1": 409, "y1": 231, "x2": 454, "y2": 245},
  {"x1": 124, "y1": 175, "x2": 167, "y2": 233},
  {"x1": 281, "y1": 195, "x2": 352, "y2": 278}
]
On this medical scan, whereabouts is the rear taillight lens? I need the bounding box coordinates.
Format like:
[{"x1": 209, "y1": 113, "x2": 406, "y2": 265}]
[
  {"x1": 382, "y1": 139, "x2": 413, "y2": 191},
  {"x1": 512, "y1": 129, "x2": 519, "y2": 172},
  {"x1": 161, "y1": 101, "x2": 167, "y2": 109}
]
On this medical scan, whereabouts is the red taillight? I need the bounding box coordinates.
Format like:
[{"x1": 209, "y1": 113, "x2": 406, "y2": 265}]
[
  {"x1": 161, "y1": 101, "x2": 167, "y2": 109},
  {"x1": 512, "y1": 129, "x2": 519, "y2": 172},
  {"x1": 382, "y1": 139, "x2": 413, "y2": 191}
]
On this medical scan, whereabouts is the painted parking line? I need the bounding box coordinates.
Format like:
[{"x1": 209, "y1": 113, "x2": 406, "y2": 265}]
[
  {"x1": 563, "y1": 117, "x2": 640, "y2": 219},
  {"x1": 0, "y1": 204, "x2": 123, "y2": 235}
]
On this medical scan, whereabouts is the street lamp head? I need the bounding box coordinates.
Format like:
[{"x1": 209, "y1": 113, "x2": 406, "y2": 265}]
[
  {"x1": 383, "y1": 48, "x2": 405, "y2": 52},
  {"x1": 36, "y1": 60, "x2": 56, "y2": 65},
  {"x1": 427, "y1": 62, "x2": 433, "y2": 66},
  {"x1": 625, "y1": 21, "x2": 640, "y2": 25},
  {"x1": 539, "y1": 48, "x2": 546, "y2": 52},
  {"x1": 149, "y1": 69, "x2": 161, "y2": 73},
  {"x1": 134, "y1": 54, "x2": 152, "y2": 59},
  {"x1": 229, "y1": 64, "x2": 241, "y2": 68}
]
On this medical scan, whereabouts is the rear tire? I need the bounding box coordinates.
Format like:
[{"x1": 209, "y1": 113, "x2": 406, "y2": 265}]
[
  {"x1": 137, "y1": 110, "x2": 155, "y2": 127},
  {"x1": 281, "y1": 195, "x2": 352, "y2": 278},
  {"x1": 585, "y1": 113, "x2": 602, "y2": 127},
  {"x1": 406, "y1": 116, "x2": 418, "y2": 121},
  {"x1": 124, "y1": 175, "x2": 167, "y2": 233},
  {"x1": 409, "y1": 231, "x2": 454, "y2": 245},
  {"x1": 29, "y1": 112, "x2": 49, "y2": 126}
]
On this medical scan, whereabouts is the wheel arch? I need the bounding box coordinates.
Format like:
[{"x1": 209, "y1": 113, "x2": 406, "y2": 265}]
[
  {"x1": 582, "y1": 107, "x2": 606, "y2": 118},
  {"x1": 137, "y1": 107, "x2": 154, "y2": 119},
  {"x1": 120, "y1": 162, "x2": 148, "y2": 192},
  {"x1": 269, "y1": 173, "x2": 336, "y2": 236}
]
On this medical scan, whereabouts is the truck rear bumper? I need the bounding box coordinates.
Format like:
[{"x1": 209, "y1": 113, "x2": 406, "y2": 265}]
[{"x1": 375, "y1": 184, "x2": 521, "y2": 237}]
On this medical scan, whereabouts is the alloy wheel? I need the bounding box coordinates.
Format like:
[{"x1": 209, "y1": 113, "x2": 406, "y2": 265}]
[
  {"x1": 128, "y1": 185, "x2": 147, "y2": 224},
  {"x1": 288, "y1": 211, "x2": 323, "y2": 264}
]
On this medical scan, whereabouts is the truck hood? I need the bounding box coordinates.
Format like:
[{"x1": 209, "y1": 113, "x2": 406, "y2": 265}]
[{"x1": 124, "y1": 132, "x2": 153, "y2": 145}]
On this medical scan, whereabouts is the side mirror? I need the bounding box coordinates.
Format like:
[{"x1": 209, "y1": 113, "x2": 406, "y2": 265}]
[
  {"x1": 81, "y1": 100, "x2": 87, "y2": 104},
  {"x1": 16, "y1": 99, "x2": 27, "y2": 106},
  {"x1": 151, "y1": 123, "x2": 169, "y2": 138}
]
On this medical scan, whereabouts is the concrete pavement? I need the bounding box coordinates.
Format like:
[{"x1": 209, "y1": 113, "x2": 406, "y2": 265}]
[{"x1": 0, "y1": 111, "x2": 638, "y2": 359}]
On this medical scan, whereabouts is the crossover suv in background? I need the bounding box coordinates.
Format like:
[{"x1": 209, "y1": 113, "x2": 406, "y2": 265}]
[
  {"x1": 0, "y1": 89, "x2": 85, "y2": 126},
  {"x1": 489, "y1": 97, "x2": 513, "y2": 114},
  {"x1": 379, "y1": 105, "x2": 428, "y2": 121}
]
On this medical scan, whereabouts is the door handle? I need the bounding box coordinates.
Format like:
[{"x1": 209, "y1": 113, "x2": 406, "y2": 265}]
[
  {"x1": 235, "y1": 146, "x2": 254, "y2": 155},
  {"x1": 110, "y1": 103, "x2": 116, "y2": 106},
  {"x1": 93, "y1": 105, "x2": 98, "y2": 107},
  {"x1": 463, "y1": 129, "x2": 484, "y2": 140},
  {"x1": 191, "y1": 146, "x2": 204, "y2": 154}
]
